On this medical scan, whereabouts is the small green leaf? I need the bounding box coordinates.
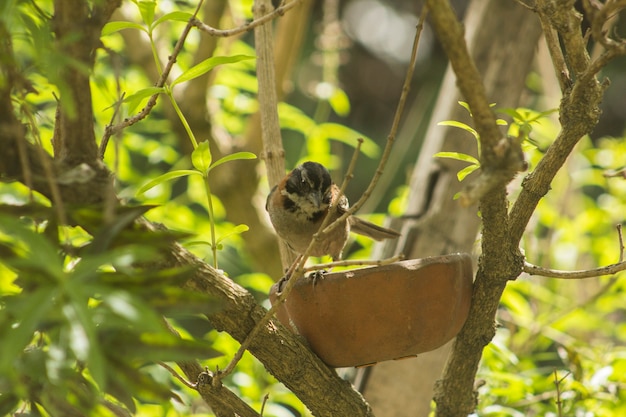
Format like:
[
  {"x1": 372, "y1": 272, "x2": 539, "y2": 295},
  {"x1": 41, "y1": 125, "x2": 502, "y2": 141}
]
[
  {"x1": 88, "y1": 205, "x2": 156, "y2": 254},
  {"x1": 101, "y1": 21, "x2": 147, "y2": 36},
  {"x1": 0, "y1": 288, "x2": 56, "y2": 372},
  {"x1": 62, "y1": 301, "x2": 106, "y2": 390},
  {"x1": 171, "y1": 55, "x2": 256, "y2": 87},
  {"x1": 499, "y1": 107, "x2": 524, "y2": 121},
  {"x1": 136, "y1": 0, "x2": 156, "y2": 27},
  {"x1": 328, "y1": 87, "x2": 351, "y2": 117},
  {"x1": 216, "y1": 224, "x2": 249, "y2": 245},
  {"x1": 434, "y1": 152, "x2": 480, "y2": 165},
  {"x1": 457, "y1": 164, "x2": 480, "y2": 181},
  {"x1": 191, "y1": 141, "x2": 212, "y2": 174},
  {"x1": 278, "y1": 102, "x2": 316, "y2": 134},
  {"x1": 137, "y1": 170, "x2": 200, "y2": 195},
  {"x1": 123, "y1": 87, "x2": 164, "y2": 104},
  {"x1": 496, "y1": 118, "x2": 508, "y2": 126},
  {"x1": 123, "y1": 86, "x2": 164, "y2": 113},
  {"x1": 152, "y1": 11, "x2": 194, "y2": 28},
  {"x1": 458, "y1": 101, "x2": 471, "y2": 114},
  {"x1": 209, "y1": 152, "x2": 257, "y2": 172},
  {"x1": 0, "y1": 214, "x2": 64, "y2": 280},
  {"x1": 309, "y1": 123, "x2": 379, "y2": 158},
  {"x1": 438, "y1": 120, "x2": 478, "y2": 139}
]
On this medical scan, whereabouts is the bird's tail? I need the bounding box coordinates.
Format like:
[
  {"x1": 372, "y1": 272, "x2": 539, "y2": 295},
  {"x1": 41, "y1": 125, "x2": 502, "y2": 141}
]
[{"x1": 349, "y1": 216, "x2": 400, "y2": 241}]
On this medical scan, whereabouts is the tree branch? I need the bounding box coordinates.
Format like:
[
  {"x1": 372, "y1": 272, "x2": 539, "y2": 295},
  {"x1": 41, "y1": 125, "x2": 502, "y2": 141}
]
[
  {"x1": 507, "y1": 0, "x2": 623, "y2": 245},
  {"x1": 102, "y1": 1, "x2": 204, "y2": 146},
  {"x1": 190, "y1": 0, "x2": 303, "y2": 37},
  {"x1": 426, "y1": 1, "x2": 625, "y2": 415},
  {"x1": 254, "y1": 0, "x2": 292, "y2": 268},
  {"x1": 421, "y1": 1, "x2": 525, "y2": 415},
  {"x1": 158, "y1": 229, "x2": 375, "y2": 417},
  {"x1": 52, "y1": 0, "x2": 120, "y2": 165},
  {"x1": 523, "y1": 260, "x2": 626, "y2": 279}
]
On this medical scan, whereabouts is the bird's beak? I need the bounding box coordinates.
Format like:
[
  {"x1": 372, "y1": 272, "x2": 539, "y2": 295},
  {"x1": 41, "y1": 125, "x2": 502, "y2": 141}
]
[{"x1": 309, "y1": 190, "x2": 322, "y2": 208}]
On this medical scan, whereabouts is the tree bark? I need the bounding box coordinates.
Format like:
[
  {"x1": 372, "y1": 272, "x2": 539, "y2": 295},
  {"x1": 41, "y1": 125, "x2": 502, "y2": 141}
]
[{"x1": 362, "y1": 1, "x2": 542, "y2": 415}]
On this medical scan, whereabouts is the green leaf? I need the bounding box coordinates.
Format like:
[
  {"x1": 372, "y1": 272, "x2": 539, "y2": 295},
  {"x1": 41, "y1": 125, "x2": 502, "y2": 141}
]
[
  {"x1": 309, "y1": 123, "x2": 379, "y2": 158},
  {"x1": 137, "y1": 169, "x2": 200, "y2": 195},
  {"x1": 457, "y1": 164, "x2": 480, "y2": 181},
  {"x1": 0, "y1": 288, "x2": 56, "y2": 372},
  {"x1": 215, "y1": 224, "x2": 249, "y2": 245},
  {"x1": 438, "y1": 120, "x2": 478, "y2": 139},
  {"x1": 136, "y1": 0, "x2": 156, "y2": 27},
  {"x1": 152, "y1": 11, "x2": 193, "y2": 28},
  {"x1": 0, "y1": 214, "x2": 64, "y2": 280},
  {"x1": 434, "y1": 152, "x2": 480, "y2": 165},
  {"x1": 62, "y1": 301, "x2": 106, "y2": 390},
  {"x1": 101, "y1": 330, "x2": 222, "y2": 362},
  {"x1": 171, "y1": 55, "x2": 256, "y2": 87},
  {"x1": 278, "y1": 102, "x2": 316, "y2": 134},
  {"x1": 105, "y1": 358, "x2": 179, "y2": 404},
  {"x1": 101, "y1": 21, "x2": 147, "y2": 36},
  {"x1": 458, "y1": 101, "x2": 471, "y2": 114},
  {"x1": 328, "y1": 86, "x2": 351, "y2": 117},
  {"x1": 209, "y1": 152, "x2": 257, "y2": 172},
  {"x1": 88, "y1": 205, "x2": 156, "y2": 255},
  {"x1": 123, "y1": 86, "x2": 164, "y2": 113},
  {"x1": 191, "y1": 141, "x2": 212, "y2": 174},
  {"x1": 99, "y1": 290, "x2": 169, "y2": 333}
]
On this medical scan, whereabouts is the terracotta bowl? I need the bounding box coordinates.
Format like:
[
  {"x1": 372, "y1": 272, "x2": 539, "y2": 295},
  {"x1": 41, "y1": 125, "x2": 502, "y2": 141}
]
[{"x1": 269, "y1": 253, "x2": 473, "y2": 368}]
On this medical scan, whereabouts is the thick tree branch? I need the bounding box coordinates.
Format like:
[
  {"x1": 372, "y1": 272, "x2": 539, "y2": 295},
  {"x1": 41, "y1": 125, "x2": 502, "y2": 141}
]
[
  {"x1": 425, "y1": 0, "x2": 527, "y2": 207},
  {"x1": 160, "y1": 233, "x2": 374, "y2": 417},
  {"x1": 424, "y1": 1, "x2": 500, "y2": 157},
  {"x1": 425, "y1": 1, "x2": 625, "y2": 416},
  {"x1": 421, "y1": 1, "x2": 524, "y2": 415},
  {"x1": 52, "y1": 0, "x2": 120, "y2": 165}
]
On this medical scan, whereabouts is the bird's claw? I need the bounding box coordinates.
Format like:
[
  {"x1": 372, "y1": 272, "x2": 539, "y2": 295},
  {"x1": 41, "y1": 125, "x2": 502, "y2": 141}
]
[{"x1": 307, "y1": 269, "x2": 327, "y2": 286}]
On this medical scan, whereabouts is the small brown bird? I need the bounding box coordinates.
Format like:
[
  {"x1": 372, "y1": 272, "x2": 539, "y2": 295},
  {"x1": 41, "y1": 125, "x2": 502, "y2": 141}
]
[{"x1": 266, "y1": 161, "x2": 400, "y2": 260}]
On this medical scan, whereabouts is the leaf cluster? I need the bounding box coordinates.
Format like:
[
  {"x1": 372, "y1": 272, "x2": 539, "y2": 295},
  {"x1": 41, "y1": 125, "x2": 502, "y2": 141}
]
[{"x1": 0, "y1": 205, "x2": 222, "y2": 416}]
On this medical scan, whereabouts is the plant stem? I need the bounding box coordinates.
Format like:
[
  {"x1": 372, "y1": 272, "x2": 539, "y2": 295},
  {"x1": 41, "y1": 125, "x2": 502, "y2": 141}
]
[
  {"x1": 204, "y1": 176, "x2": 218, "y2": 269},
  {"x1": 167, "y1": 90, "x2": 199, "y2": 149}
]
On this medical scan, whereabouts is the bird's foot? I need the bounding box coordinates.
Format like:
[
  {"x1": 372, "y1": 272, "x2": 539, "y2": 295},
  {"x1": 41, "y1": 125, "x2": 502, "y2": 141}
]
[{"x1": 307, "y1": 269, "x2": 327, "y2": 286}]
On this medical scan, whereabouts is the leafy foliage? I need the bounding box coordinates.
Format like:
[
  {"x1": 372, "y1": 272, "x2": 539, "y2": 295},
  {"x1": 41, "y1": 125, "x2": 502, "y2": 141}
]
[
  {"x1": 0, "y1": 207, "x2": 222, "y2": 416},
  {"x1": 3, "y1": 0, "x2": 626, "y2": 416},
  {"x1": 474, "y1": 133, "x2": 626, "y2": 416}
]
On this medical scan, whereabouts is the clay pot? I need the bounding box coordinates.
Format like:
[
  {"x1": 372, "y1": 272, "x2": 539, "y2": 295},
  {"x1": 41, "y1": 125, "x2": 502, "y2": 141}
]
[{"x1": 269, "y1": 253, "x2": 473, "y2": 368}]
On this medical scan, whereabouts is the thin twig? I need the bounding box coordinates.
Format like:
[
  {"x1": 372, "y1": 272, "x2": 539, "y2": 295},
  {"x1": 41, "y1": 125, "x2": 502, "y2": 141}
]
[
  {"x1": 537, "y1": 5, "x2": 571, "y2": 92},
  {"x1": 553, "y1": 369, "x2": 570, "y2": 417},
  {"x1": 99, "y1": 91, "x2": 125, "y2": 159},
  {"x1": 190, "y1": 0, "x2": 303, "y2": 37},
  {"x1": 523, "y1": 260, "x2": 626, "y2": 279},
  {"x1": 158, "y1": 361, "x2": 198, "y2": 389},
  {"x1": 303, "y1": 254, "x2": 404, "y2": 273},
  {"x1": 314, "y1": 137, "x2": 363, "y2": 237},
  {"x1": 215, "y1": 139, "x2": 365, "y2": 383},
  {"x1": 260, "y1": 393, "x2": 270, "y2": 416},
  {"x1": 525, "y1": 223, "x2": 626, "y2": 279},
  {"x1": 215, "y1": 2, "x2": 426, "y2": 386},
  {"x1": 101, "y1": 0, "x2": 205, "y2": 144},
  {"x1": 618, "y1": 224, "x2": 624, "y2": 262},
  {"x1": 318, "y1": 6, "x2": 427, "y2": 238}
]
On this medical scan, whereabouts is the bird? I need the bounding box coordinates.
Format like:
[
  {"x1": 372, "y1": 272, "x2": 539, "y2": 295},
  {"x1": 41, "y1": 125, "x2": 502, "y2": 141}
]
[{"x1": 266, "y1": 161, "x2": 400, "y2": 261}]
